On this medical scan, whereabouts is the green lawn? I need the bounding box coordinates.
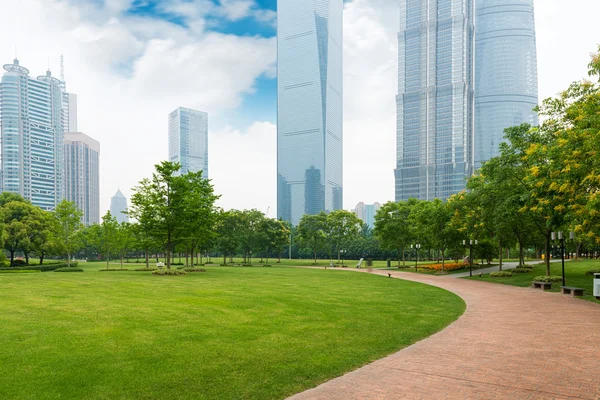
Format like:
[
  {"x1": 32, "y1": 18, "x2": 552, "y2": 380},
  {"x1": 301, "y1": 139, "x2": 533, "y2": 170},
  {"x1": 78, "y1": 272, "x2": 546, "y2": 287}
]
[
  {"x1": 0, "y1": 263, "x2": 464, "y2": 400},
  {"x1": 465, "y1": 259, "x2": 600, "y2": 303}
]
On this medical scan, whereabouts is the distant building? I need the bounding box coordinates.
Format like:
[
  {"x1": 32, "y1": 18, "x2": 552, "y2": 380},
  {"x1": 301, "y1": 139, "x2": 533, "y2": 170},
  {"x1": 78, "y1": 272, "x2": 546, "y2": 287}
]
[
  {"x1": 277, "y1": 0, "x2": 344, "y2": 225},
  {"x1": 110, "y1": 190, "x2": 129, "y2": 224},
  {"x1": 64, "y1": 132, "x2": 100, "y2": 225},
  {"x1": 168, "y1": 107, "x2": 208, "y2": 177},
  {"x1": 354, "y1": 202, "x2": 381, "y2": 229},
  {"x1": 0, "y1": 59, "x2": 65, "y2": 210}
]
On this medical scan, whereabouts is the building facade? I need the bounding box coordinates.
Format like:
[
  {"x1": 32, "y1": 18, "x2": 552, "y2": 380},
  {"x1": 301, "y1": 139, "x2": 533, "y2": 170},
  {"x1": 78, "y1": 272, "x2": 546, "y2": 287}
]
[
  {"x1": 0, "y1": 59, "x2": 65, "y2": 210},
  {"x1": 110, "y1": 189, "x2": 129, "y2": 224},
  {"x1": 64, "y1": 132, "x2": 99, "y2": 225},
  {"x1": 277, "y1": 0, "x2": 344, "y2": 225},
  {"x1": 354, "y1": 202, "x2": 381, "y2": 229},
  {"x1": 395, "y1": 0, "x2": 475, "y2": 202},
  {"x1": 474, "y1": 0, "x2": 538, "y2": 168},
  {"x1": 168, "y1": 107, "x2": 208, "y2": 177}
]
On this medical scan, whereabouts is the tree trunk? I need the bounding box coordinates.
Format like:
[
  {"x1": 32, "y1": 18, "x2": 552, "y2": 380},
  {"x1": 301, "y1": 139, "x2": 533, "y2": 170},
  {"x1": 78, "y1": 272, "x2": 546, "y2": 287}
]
[
  {"x1": 67, "y1": 252, "x2": 71, "y2": 268},
  {"x1": 39, "y1": 252, "x2": 45, "y2": 265},
  {"x1": 120, "y1": 253, "x2": 123, "y2": 269},
  {"x1": 441, "y1": 249, "x2": 445, "y2": 272},
  {"x1": 186, "y1": 252, "x2": 189, "y2": 268},
  {"x1": 223, "y1": 254, "x2": 227, "y2": 265},
  {"x1": 498, "y1": 239, "x2": 503, "y2": 271},
  {"x1": 314, "y1": 248, "x2": 317, "y2": 263},
  {"x1": 519, "y1": 241, "x2": 525, "y2": 267},
  {"x1": 24, "y1": 251, "x2": 29, "y2": 265},
  {"x1": 545, "y1": 232, "x2": 551, "y2": 276},
  {"x1": 402, "y1": 246, "x2": 406, "y2": 266},
  {"x1": 106, "y1": 250, "x2": 110, "y2": 269},
  {"x1": 145, "y1": 248, "x2": 149, "y2": 269},
  {"x1": 397, "y1": 247, "x2": 401, "y2": 268}
]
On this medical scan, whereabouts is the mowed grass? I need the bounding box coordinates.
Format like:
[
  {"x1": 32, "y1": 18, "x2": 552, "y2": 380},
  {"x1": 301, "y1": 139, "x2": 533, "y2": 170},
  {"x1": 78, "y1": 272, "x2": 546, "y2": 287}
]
[
  {"x1": 465, "y1": 259, "x2": 600, "y2": 304},
  {"x1": 0, "y1": 264, "x2": 464, "y2": 400}
]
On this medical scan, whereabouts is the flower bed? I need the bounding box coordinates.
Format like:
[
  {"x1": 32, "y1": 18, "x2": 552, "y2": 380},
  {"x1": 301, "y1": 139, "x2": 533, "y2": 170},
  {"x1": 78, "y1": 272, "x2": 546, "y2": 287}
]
[{"x1": 420, "y1": 262, "x2": 468, "y2": 272}]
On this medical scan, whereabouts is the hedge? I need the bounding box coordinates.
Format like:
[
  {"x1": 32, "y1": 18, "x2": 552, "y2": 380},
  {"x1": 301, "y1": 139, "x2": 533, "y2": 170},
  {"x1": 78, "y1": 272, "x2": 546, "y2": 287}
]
[{"x1": 0, "y1": 262, "x2": 78, "y2": 272}]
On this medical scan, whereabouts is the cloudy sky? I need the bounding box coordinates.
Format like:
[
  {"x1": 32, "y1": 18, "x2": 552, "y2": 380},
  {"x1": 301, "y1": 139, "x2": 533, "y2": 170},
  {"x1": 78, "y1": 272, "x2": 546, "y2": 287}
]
[{"x1": 0, "y1": 0, "x2": 598, "y2": 217}]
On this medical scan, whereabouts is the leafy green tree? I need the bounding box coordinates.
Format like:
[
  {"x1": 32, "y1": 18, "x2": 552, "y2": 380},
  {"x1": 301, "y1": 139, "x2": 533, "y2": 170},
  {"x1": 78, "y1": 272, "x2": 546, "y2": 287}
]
[
  {"x1": 26, "y1": 208, "x2": 61, "y2": 265},
  {"x1": 2, "y1": 201, "x2": 32, "y2": 266},
  {"x1": 374, "y1": 199, "x2": 418, "y2": 267},
  {"x1": 238, "y1": 209, "x2": 265, "y2": 264},
  {"x1": 257, "y1": 218, "x2": 290, "y2": 263},
  {"x1": 326, "y1": 210, "x2": 362, "y2": 262},
  {"x1": 216, "y1": 210, "x2": 242, "y2": 265},
  {"x1": 297, "y1": 212, "x2": 328, "y2": 263},
  {"x1": 101, "y1": 211, "x2": 119, "y2": 268},
  {"x1": 54, "y1": 200, "x2": 83, "y2": 267},
  {"x1": 116, "y1": 222, "x2": 134, "y2": 268}
]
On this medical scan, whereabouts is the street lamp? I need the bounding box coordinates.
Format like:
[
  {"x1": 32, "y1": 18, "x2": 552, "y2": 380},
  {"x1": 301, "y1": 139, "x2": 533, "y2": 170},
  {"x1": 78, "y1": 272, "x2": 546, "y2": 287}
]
[
  {"x1": 551, "y1": 231, "x2": 574, "y2": 287},
  {"x1": 463, "y1": 239, "x2": 478, "y2": 277},
  {"x1": 340, "y1": 249, "x2": 346, "y2": 268},
  {"x1": 412, "y1": 244, "x2": 421, "y2": 272}
]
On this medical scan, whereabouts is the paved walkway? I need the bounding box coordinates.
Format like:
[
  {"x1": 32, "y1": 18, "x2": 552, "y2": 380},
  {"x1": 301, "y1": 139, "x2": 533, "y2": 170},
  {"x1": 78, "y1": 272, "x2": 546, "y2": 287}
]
[{"x1": 289, "y1": 269, "x2": 600, "y2": 400}]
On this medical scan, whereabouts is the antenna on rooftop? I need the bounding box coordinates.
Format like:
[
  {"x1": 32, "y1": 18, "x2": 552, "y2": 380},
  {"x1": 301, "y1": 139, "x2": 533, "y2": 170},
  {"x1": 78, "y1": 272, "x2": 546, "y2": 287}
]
[{"x1": 60, "y1": 54, "x2": 65, "y2": 82}]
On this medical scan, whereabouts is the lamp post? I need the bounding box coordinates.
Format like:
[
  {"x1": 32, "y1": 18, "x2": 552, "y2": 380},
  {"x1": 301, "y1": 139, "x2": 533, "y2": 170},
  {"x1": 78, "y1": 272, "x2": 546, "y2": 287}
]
[
  {"x1": 463, "y1": 239, "x2": 478, "y2": 277},
  {"x1": 340, "y1": 249, "x2": 346, "y2": 268},
  {"x1": 551, "y1": 231, "x2": 574, "y2": 287},
  {"x1": 413, "y1": 244, "x2": 421, "y2": 271}
]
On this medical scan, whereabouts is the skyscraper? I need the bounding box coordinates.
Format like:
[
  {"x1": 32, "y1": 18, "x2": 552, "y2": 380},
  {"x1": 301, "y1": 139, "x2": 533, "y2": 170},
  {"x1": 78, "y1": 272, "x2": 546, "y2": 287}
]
[
  {"x1": 475, "y1": 0, "x2": 538, "y2": 168},
  {"x1": 168, "y1": 107, "x2": 208, "y2": 177},
  {"x1": 395, "y1": 0, "x2": 475, "y2": 202},
  {"x1": 354, "y1": 202, "x2": 381, "y2": 229},
  {"x1": 64, "y1": 132, "x2": 100, "y2": 225},
  {"x1": 110, "y1": 190, "x2": 129, "y2": 224},
  {"x1": 60, "y1": 56, "x2": 78, "y2": 133},
  {"x1": 0, "y1": 59, "x2": 65, "y2": 210},
  {"x1": 277, "y1": 0, "x2": 344, "y2": 225}
]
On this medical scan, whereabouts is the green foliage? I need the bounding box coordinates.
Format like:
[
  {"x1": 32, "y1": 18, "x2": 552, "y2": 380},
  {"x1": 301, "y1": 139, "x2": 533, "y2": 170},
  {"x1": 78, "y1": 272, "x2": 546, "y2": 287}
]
[
  {"x1": 585, "y1": 269, "x2": 600, "y2": 276},
  {"x1": 490, "y1": 271, "x2": 513, "y2": 278},
  {"x1": 0, "y1": 262, "x2": 77, "y2": 272},
  {"x1": 54, "y1": 267, "x2": 84, "y2": 272},
  {"x1": 98, "y1": 268, "x2": 130, "y2": 271},
  {"x1": 0, "y1": 270, "x2": 40, "y2": 274},
  {"x1": 512, "y1": 268, "x2": 533, "y2": 274},
  {"x1": 326, "y1": 210, "x2": 362, "y2": 260},
  {"x1": 152, "y1": 268, "x2": 187, "y2": 276},
  {"x1": 296, "y1": 212, "x2": 328, "y2": 263},
  {"x1": 183, "y1": 267, "x2": 206, "y2": 273},
  {"x1": 54, "y1": 200, "x2": 83, "y2": 267},
  {"x1": 532, "y1": 275, "x2": 563, "y2": 283},
  {"x1": 134, "y1": 267, "x2": 158, "y2": 271}
]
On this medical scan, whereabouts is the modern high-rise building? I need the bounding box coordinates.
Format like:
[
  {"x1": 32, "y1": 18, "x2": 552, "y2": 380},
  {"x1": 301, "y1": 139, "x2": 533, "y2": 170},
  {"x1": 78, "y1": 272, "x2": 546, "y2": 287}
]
[
  {"x1": 474, "y1": 0, "x2": 538, "y2": 168},
  {"x1": 168, "y1": 107, "x2": 208, "y2": 177},
  {"x1": 0, "y1": 59, "x2": 65, "y2": 210},
  {"x1": 64, "y1": 132, "x2": 100, "y2": 225},
  {"x1": 277, "y1": 0, "x2": 344, "y2": 225},
  {"x1": 110, "y1": 189, "x2": 129, "y2": 224},
  {"x1": 354, "y1": 202, "x2": 381, "y2": 229},
  {"x1": 395, "y1": 0, "x2": 475, "y2": 202}
]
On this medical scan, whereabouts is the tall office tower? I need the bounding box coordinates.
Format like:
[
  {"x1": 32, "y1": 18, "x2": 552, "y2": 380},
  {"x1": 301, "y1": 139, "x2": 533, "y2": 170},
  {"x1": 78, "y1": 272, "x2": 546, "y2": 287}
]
[
  {"x1": 0, "y1": 59, "x2": 65, "y2": 210},
  {"x1": 168, "y1": 107, "x2": 208, "y2": 177},
  {"x1": 395, "y1": 0, "x2": 475, "y2": 202},
  {"x1": 64, "y1": 132, "x2": 100, "y2": 225},
  {"x1": 475, "y1": 0, "x2": 538, "y2": 168},
  {"x1": 110, "y1": 189, "x2": 129, "y2": 224},
  {"x1": 60, "y1": 56, "x2": 78, "y2": 133},
  {"x1": 354, "y1": 202, "x2": 381, "y2": 229},
  {"x1": 277, "y1": 0, "x2": 344, "y2": 225}
]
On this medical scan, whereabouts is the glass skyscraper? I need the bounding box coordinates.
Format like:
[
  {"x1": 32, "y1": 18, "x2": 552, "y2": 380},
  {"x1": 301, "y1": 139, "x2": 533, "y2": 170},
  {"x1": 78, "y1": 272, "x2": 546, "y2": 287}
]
[
  {"x1": 277, "y1": 0, "x2": 343, "y2": 225},
  {"x1": 395, "y1": 0, "x2": 475, "y2": 202},
  {"x1": 110, "y1": 189, "x2": 129, "y2": 224},
  {"x1": 168, "y1": 107, "x2": 208, "y2": 177},
  {"x1": 64, "y1": 132, "x2": 100, "y2": 225},
  {"x1": 475, "y1": 0, "x2": 538, "y2": 168},
  {"x1": 354, "y1": 202, "x2": 382, "y2": 229},
  {"x1": 0, "y1": 59, "x2": 65, "y2": 210}
]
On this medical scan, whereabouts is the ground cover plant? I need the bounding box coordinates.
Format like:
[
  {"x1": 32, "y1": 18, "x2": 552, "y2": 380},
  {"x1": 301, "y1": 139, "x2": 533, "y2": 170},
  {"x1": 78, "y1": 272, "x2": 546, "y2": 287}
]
[
  {"x1": 466, "y1": 260, "x2": 600, "y2": 303},
  {"x1": 0, "y1": 263, "x2": 464, "y2": 400}
]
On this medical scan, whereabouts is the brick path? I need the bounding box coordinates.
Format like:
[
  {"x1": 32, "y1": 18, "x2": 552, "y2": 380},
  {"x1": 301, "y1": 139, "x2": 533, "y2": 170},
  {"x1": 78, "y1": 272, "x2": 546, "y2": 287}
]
[{"x1": 289, "y1": 270, "x2": 600, "y2": 400}]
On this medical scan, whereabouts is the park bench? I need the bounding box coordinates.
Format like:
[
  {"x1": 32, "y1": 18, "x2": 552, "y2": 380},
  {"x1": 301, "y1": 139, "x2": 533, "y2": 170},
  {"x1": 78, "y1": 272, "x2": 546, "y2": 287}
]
[
  {"x1": 156, "y1": 262, "x2": 165, "y2": 268},
  {"x1": 531, "y1": 281, "x2": 552, "y2": 291},
  {"x1": 561, "y1": 286, "x2": 584, "y2": 297}
]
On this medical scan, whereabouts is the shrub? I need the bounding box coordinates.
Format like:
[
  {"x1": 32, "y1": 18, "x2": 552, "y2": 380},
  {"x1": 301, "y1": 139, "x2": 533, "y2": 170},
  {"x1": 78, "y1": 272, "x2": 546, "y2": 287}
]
[
  {"x1": 171, "y1": 262, "x2": 184, "y2": 266},
  {"x1": 490, "y1": 271, "x2": 513, "y2": 278},
  {"x1": 0, "y1": 262, "x2": 77, "y2": 272},
  {"x1": 512, "y1": 268, "x2": 533, "y2": 274},
  {"x1": 152, "y1": 269, "x2": 187, "y2": 276},
  {"x1": 519, "y1": 264, "x2": 534, "y2": 269},
  {"x1": 585, "y1": 269, "x2": 600, "y2": 276},
  {"x1": 532, "y1": 275, "x2": 563, "y2": 283},
  {"x1": 421, "y1": 262, "x2": 468, "y2": 272},
  {"x1": 183, "y1": 268, "x2": 206, "y2": 273},
  {"x1": 0, "y1": 270, "x2": 40, "y2": 274},
  {"x1": 262, "y1": 265, "x2": 272, "y2": 267},
  {"x1": 54, "y1": 267, "x2": 84, "y2": 272},
  {"x1": 11, "y1": 259, "x2": 28, "y2": 267},
  {"x1": 98, "y1": 268, "x2": 129, "y2": 271},
  {"x1": 135, "y1": 267, "x2": 158, "y2": 271}
]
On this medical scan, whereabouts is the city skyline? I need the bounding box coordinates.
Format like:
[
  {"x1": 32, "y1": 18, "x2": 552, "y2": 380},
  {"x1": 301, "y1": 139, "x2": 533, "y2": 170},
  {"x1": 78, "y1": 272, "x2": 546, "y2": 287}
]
[
  {"x1": 169, "y1": 107, "x2": 209, "y2": 177},
  {"x1": 0, "y1": 0, "x2": 598, "y2": 217}
]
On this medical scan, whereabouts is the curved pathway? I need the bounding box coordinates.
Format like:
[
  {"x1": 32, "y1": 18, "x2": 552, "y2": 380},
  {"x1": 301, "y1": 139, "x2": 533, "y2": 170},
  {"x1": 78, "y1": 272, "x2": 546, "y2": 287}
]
[{"x1": 289, "y1": 269, "x2": 600, "y2": 400}]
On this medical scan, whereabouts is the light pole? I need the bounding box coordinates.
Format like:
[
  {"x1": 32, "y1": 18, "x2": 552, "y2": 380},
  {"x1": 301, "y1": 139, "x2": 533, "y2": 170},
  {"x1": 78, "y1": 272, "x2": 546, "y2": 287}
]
[
  {"x1": 340, "y1": 249, "x2": 346, "y2": 268},
  {"x1": 413, "y1": 244, "x2": 421, "y2": 271},
  {"x1": 551, "y1": 231, "x2": 574, "y2": 287},
  {"x1": 463, "y1": 239, "x2": 478, "y2": 277}
]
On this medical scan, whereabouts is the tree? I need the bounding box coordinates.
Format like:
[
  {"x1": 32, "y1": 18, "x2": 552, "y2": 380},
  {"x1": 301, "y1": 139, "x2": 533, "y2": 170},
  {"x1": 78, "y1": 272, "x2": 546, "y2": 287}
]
[
  {"x1": 27, "y1": 208, "x2": 61, "y2": 265},
  {"x1": 297, "y1": 212, "x2": 328, "y2": 263},
  {"x1": 326, "y1": 210, "x2": 362, "y2": 262},
  {"x1": 257, "y1": 218, "x2": 290, "y2": 263},
  {"x1": 54, "y1": 200, "x2": 83, "y2": 267},
  {"x1": 116, "y1": 222, "x2": 134, "y2": 268},
  {"x1": 215, "y1": 210, "x2": 242, "y2": 265},
  {"x1": 374, "y1": 199, "x2": 417, "y2": 267},
  {"x1": 2, "y1": 201, "x2": 31, "y2": 266},
  {"x1": 101, "y1": 211, "x2": 119, "y2": 268}
]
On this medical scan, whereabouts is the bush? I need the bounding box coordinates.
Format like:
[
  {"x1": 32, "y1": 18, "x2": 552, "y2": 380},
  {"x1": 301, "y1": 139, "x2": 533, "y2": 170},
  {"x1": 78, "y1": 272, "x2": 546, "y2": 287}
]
[
  {"x1": 98, "y1": 268, "x2": 129, "y2": 271},
  {"x1": 171, "y1": 262, "x2": 184, "y2": 266},
  {"x1": 0, "y1": 270, "x2": 40, "y2": 274},
  {"x1": 183, "y1": 268, "x2": 206, "y2": 273},
  {"x1": 585, "y1": 269, "x2": 600, "y2": 276},
  {"x1": 54, "y1": 267, "x2": 84, "y2": 272},
  {"x1": 135, "y1": 267, "x2": 158, "y2": 271},
  {"x1": 262, "y1": 265, "x2": 272, "y2": 267},
  {"x1": 11, "y1": 259, "x2": 28, "y2": 267},
  {"x1": 0, "y1": 262, "x2": 77, "y2": 272},
  {"x1": 490, "y1": 271, "x2": 513, "y2": 278},
  {"x1": 512, "y1": 268, "x2": 533, "y2": 274},
  {"x1": 152, "y1": 269, "x2": 187, "y2": 276},
  {"x1": 532, "y1": 275, "x2": 563, "y2": 283},
  {"x1": 421, "y1": 262, "x2": 468, "y2": 272},
  {"x1": 519, "y1": 264, "x2": 535, "y2": 269}
]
